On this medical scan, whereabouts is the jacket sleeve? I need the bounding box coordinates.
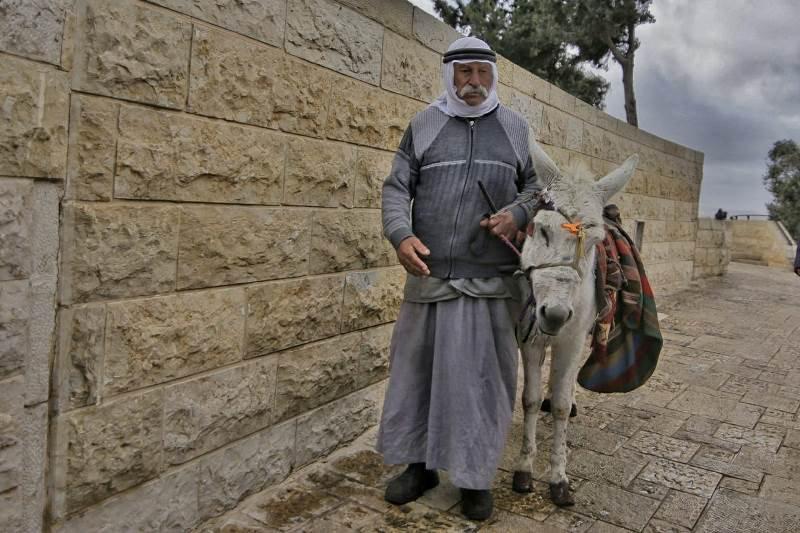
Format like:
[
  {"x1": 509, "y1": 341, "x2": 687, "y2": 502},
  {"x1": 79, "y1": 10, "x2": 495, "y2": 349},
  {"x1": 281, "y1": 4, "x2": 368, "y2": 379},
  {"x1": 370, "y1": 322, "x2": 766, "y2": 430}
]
[
  {"x1": 382, "y1": 126, "x2": 420, "y2": 249},
  {"x1": 795, "y1": 243, "x2": 800, "y2": 269},
  {"x1": 499, "y1": 152, "x2": 541, "y2": 229}
]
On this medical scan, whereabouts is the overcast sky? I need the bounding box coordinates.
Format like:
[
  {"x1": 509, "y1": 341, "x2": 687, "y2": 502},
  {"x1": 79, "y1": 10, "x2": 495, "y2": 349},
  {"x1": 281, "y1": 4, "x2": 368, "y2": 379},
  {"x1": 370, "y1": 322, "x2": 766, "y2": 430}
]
[{"x1": 409, "y1": 0, "x2": 800, "y2": 216}]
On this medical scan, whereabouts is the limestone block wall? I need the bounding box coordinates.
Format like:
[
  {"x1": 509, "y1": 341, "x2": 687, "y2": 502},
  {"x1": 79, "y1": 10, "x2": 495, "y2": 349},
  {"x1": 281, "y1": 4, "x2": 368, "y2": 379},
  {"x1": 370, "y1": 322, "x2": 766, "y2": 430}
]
[
  {"x1": 693, "y1": 218, "x2": 733, "y2": 278},
  {"x1": 730, "y1": 220, "x2": 797, "y2": 269},
  {"x1": 0, "y1": 5, "x2": 69, "y2": 529},
  {"x1": 0, "y1": 0, "x2": 704, "y2": 530}
]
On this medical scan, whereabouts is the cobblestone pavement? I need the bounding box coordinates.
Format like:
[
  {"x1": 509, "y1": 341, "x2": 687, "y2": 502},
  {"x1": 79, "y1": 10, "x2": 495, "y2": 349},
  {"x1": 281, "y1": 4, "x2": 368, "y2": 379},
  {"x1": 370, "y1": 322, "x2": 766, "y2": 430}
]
[{"x1": 197, "y1": 262, "x2": 800, "y2": 532}]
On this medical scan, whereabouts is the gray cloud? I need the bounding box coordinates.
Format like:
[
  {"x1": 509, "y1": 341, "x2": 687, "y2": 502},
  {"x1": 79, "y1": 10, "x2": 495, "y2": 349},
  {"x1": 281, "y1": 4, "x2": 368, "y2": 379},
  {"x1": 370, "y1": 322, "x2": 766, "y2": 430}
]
[{"x1": 597, "y1": 0, "x2": 800, "y2": 215}]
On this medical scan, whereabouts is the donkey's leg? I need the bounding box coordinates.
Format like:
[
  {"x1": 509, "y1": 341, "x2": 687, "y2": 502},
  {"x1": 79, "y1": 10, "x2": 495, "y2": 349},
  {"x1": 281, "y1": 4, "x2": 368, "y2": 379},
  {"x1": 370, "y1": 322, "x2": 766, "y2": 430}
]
[
  {"x1": 546, "y1": 333, "x2": 586, "y2": 506},
  {"x1": 512, "y1": 337, "x2": 545, "y2": 493}
]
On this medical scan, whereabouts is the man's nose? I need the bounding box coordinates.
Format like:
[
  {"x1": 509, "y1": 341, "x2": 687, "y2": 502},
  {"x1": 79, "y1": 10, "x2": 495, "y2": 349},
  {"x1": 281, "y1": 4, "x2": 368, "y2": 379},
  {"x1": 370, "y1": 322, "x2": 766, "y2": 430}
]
[{"x1": 468, "y1": 70, "x2": 481, "y2": 85}]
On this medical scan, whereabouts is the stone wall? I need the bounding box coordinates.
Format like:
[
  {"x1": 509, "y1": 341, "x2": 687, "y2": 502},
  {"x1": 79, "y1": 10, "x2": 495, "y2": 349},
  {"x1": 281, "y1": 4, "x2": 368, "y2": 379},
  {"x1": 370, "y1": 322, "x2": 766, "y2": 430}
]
[
  {"x1": 693, "y1": 218, "x2": 732, "y2": 278},
  {"x1": 0, "y1": 0, "x2": 704, "y2": 530},
  {"x1": 730, "y1": 220, "x2": 797, "y2": 269},
  {"x1": 0, "y1": 4, "x2": 68, "y2": 529}
]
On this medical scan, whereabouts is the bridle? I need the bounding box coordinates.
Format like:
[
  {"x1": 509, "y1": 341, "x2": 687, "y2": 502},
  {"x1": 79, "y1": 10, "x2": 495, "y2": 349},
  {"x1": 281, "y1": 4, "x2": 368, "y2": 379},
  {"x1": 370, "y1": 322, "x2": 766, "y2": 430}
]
[
  {"x1": 516, "y1": 204, "x2": 593, "y2": 344},
  {"x1": 523, "y1": 208, "x2": 590, "y2": 279}
]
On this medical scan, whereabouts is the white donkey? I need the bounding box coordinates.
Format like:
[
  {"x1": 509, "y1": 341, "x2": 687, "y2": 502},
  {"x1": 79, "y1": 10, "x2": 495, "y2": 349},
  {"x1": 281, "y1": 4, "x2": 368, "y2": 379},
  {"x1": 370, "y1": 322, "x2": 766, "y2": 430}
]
[{"x1": 511, "y1": 142, "x2": 638, "y2": 506}]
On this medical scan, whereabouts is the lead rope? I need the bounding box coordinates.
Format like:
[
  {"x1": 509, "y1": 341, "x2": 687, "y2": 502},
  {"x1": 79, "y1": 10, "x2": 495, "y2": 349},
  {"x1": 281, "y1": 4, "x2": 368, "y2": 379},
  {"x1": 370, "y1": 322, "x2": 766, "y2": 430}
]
[{"x1": 517, "y1": 292, "x2": 537, "y2": 344}]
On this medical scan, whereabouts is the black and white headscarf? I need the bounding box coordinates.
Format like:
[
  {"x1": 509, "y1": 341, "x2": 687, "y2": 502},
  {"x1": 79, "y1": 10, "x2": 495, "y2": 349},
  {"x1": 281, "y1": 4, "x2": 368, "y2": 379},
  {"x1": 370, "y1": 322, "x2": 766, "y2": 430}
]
[{"x1": 432, "y1": 36, "x2": 499, "y2": 118}]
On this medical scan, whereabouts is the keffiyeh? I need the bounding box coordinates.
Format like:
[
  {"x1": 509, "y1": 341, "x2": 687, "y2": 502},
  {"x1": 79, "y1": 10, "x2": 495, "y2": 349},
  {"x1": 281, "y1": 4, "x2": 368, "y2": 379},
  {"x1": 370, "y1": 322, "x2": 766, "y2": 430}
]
[{"x1": 432, "y1": 36, "x2": 500, "y2": 118}]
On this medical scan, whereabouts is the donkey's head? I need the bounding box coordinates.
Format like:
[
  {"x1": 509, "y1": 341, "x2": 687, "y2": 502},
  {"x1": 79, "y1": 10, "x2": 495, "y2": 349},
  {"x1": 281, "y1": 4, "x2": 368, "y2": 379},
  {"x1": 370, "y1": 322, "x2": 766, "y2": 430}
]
[{"x1": 520, "y1": 142, "x2": 638, "y2": 336}]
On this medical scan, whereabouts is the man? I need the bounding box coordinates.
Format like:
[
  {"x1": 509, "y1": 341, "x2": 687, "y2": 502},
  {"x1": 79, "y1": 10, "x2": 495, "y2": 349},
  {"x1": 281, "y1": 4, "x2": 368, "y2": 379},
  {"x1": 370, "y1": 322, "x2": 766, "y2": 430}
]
[
  {"x1": 377, "y1": 36, "x2": 540, "y2": 521},
  {"x1": 794, "y1": 241, "x2": 799, "y2": 276}
]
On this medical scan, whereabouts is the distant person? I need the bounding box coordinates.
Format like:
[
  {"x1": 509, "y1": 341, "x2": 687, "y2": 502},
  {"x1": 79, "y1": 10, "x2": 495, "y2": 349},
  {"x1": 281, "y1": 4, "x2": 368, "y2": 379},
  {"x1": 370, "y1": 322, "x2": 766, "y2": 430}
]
[
  {"x1": 794, "y1": 242, "x2": 799, "y2": 276},
  {"x1": 714, "y1": 208, "x2": 727, "y2": 220}
]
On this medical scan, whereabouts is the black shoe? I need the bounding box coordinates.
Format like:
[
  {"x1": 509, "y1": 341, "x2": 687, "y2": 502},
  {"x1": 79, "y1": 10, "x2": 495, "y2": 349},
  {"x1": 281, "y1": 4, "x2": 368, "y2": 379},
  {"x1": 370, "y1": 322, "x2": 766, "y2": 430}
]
[
  {"x1": 540, "y1": 398, "x2": 578, "y2": 417},
  {"x1": 384, "y1": 463, "x2": 439, "y2": 505},
  {"x1": 461, "y1": 488, "x2": 493, "y2": 521}
]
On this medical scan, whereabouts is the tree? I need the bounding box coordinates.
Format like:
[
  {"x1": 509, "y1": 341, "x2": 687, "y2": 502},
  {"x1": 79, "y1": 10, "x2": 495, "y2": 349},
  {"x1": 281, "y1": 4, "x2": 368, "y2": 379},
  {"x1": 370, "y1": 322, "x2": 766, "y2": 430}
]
[
  {"x1": 763, "y1": 140, "x2": 800, "y2": 240},
  {"x1": 434, "y1": 0, "x2": 509, "y2": 45},
  {"x1": 568, "y1": 0, "x2": 655, "y2": 127},
  {"x1": 434, "y1": 0, "x2": 609, "y2": 108}
]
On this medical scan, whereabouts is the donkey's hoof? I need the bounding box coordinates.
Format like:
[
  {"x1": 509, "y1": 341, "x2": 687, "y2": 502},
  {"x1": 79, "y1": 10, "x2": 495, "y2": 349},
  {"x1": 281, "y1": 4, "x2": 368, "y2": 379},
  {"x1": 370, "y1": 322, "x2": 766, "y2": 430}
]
[
  {"x1": 549, "y1": 481, "x2": 575, "y2": 507},
  {"x1": 512, "y1": 471, "x2": 533, "y2": 493}
]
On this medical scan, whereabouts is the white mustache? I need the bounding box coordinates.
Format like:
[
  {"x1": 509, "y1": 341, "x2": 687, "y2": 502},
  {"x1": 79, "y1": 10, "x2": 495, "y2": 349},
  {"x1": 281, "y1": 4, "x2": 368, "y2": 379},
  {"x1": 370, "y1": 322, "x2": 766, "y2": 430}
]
[{"x1": 458, "y1": 84, "x2": 488, "y2": 98}]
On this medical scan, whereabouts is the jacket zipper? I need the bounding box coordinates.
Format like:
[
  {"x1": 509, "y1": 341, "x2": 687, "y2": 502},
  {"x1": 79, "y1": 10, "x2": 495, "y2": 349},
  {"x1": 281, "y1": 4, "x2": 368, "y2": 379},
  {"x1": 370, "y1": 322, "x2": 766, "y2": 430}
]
[{"x1": 447, "y1": 119, "x2": 475, "y2": 278}]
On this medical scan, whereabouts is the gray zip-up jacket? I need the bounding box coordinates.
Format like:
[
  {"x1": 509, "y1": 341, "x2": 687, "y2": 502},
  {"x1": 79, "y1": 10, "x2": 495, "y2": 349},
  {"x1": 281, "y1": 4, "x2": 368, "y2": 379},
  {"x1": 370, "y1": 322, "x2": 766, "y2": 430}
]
[{"x1": 382, "y1": 104, "x2": 540, "y2": 279}]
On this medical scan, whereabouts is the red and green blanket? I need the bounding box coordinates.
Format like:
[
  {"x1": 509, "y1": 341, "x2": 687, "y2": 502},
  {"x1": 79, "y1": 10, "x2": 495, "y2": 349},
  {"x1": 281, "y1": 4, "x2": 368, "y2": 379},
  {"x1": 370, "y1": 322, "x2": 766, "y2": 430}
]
[{"x1": 577, "y1": 218, "x2": 663, "y2": 393}]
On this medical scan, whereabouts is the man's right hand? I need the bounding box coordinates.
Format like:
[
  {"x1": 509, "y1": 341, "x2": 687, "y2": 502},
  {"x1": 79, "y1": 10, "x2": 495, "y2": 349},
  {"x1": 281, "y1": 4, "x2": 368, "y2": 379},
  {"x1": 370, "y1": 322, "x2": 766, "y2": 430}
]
[{"x1": 397, "y1": 236, "x2": 431, "y2": 277}]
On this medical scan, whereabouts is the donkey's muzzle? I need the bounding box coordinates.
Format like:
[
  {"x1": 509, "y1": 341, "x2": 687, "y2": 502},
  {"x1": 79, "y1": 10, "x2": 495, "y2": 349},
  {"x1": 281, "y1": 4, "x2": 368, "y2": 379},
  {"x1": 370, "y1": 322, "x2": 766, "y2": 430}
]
[{"x1": 538, "y1": 304, "x2": 573, "y2": 335}]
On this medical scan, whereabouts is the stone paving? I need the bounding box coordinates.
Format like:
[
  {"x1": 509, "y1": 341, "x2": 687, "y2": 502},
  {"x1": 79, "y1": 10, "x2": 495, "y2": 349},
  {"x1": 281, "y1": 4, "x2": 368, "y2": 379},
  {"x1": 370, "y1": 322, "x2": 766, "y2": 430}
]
[{"x1": 196, "y1": 262, "x2": 800, "y2": 532}]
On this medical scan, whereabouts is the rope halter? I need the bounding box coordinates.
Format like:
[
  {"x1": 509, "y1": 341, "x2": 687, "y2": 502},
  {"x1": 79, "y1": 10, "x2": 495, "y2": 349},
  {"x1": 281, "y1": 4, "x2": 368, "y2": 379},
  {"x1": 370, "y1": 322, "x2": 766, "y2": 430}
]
[{"x1": 525, "y1": 209, "x2": 588, "y2": 278}]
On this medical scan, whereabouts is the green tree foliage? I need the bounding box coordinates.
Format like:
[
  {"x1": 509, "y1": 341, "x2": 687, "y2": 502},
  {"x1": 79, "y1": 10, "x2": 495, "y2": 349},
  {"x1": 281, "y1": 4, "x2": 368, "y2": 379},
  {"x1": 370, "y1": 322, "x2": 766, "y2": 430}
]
[
  {"x1": 569, "y1": 0, "x2": 655, "y2": 126},
  {"x1": 764, "y1": 139, "x2": 800, "y2": 239},
  {"x1": 434, "y1": 0, "x2": 610, "y2": 108},
  {"x1": 434, "y1": 1, "x2": 656, "y2": 123}
]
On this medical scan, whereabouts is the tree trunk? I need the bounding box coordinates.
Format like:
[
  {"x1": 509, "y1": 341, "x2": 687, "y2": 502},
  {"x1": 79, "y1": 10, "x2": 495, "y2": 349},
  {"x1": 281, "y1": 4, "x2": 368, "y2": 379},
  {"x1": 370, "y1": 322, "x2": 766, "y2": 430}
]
[
  {"x1": 622, "y1": 55, "x2": 637, "y2": 127},
  {"x1": 604, "y1": 27, "x2": 639, "y2": 127},
  {"x1": 622, "y1": 22, "x2": 638, "y2": 127}
]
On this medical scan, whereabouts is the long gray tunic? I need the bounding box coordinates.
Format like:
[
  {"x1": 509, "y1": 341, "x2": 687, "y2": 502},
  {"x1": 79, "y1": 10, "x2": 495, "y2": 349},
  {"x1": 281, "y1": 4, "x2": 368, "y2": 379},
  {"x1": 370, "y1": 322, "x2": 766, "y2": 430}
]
[{"x1": 376, "y1": 276, "x2": 525, "y2": 489}]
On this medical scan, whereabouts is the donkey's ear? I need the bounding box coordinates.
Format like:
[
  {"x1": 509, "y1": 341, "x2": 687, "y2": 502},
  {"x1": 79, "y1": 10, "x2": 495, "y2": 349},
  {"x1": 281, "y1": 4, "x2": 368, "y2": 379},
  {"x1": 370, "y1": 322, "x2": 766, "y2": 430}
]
[
  {"x1": 529, "y1": 139, "x2": 560, "y2": 187},
  {"x1": 595, "y1": 154, "x2": 639, "y2": 203}
]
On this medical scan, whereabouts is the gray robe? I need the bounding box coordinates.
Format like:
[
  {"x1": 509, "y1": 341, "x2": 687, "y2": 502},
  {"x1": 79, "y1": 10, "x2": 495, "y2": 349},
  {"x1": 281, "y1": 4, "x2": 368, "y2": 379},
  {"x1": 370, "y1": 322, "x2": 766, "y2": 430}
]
[{"x1": 376, "y1": 276, "x2": 524, "y2": 489}]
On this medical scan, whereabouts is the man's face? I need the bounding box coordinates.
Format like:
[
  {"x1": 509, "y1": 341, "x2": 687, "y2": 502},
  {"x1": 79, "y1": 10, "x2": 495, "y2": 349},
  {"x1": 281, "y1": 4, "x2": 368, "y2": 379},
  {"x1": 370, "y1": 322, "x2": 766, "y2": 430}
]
[{"x1": 453, "y1": 61, "x2": 493, "y2": 106}]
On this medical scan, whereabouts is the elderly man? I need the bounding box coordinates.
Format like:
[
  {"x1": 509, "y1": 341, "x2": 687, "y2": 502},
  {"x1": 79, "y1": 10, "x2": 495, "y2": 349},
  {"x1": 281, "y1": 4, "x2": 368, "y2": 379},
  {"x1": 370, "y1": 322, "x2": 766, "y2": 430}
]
[{"x1": 376, "y1": 36, "x2": 541, "y2": 521}]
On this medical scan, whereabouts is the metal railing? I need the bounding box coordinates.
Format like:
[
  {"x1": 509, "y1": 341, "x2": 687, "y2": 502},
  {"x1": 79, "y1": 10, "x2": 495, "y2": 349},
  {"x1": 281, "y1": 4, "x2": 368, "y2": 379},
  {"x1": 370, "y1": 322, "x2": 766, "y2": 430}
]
[{"x1": 729, "y1": 214, "x2": 771, "y2": 220}]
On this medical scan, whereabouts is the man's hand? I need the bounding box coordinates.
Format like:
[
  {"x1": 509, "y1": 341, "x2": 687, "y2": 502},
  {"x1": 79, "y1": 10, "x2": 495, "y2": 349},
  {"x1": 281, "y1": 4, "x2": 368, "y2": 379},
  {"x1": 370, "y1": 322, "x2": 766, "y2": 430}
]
[
  {"x1": 795, "y1": 266, "x2": 800, "y2": 277},
  {"x1": 480, "y1": 211, "x2": 518, "y2": 241},
  {"x1": 397, "y1": 236, "x2": 431, "y2": 277}
]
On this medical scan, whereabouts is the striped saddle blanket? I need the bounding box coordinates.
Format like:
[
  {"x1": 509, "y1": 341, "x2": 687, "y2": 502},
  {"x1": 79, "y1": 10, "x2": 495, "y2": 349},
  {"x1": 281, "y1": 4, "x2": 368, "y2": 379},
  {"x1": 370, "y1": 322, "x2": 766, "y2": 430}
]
[{"x1": 577, "y1": 218, "x2": 663, "y2": 393}]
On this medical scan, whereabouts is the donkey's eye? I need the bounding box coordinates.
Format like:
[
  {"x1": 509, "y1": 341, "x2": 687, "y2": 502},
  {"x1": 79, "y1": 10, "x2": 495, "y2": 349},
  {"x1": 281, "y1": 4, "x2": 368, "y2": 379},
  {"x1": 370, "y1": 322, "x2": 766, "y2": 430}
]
[{"x1": 539, "y1": 226, "x2": 550, "y2": 246}]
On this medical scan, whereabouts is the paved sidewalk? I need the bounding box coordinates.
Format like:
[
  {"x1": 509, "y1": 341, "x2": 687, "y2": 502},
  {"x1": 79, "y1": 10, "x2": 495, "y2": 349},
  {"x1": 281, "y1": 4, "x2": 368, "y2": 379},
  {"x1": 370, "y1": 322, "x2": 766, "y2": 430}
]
[{"x1": 197, "y1": 262, "x2": 800, "y2": 532}]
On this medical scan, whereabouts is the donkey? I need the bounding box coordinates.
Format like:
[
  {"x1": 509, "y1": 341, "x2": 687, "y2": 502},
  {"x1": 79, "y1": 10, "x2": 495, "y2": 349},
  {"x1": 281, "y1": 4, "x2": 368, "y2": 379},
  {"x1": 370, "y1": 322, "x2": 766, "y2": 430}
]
[{"x1": 511, "y1": 141, "x2": 639, "y2": 506}]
